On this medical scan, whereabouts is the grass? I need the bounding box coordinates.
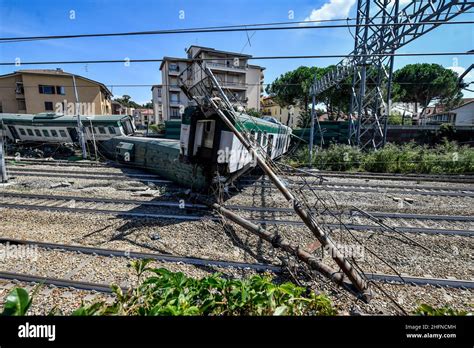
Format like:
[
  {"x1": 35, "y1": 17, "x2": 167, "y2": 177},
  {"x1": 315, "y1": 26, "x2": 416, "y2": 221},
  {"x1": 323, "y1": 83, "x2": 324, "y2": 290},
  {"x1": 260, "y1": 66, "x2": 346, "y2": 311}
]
[{"x1": 286, "y1": 141, "x2": 474, "y2": 174}]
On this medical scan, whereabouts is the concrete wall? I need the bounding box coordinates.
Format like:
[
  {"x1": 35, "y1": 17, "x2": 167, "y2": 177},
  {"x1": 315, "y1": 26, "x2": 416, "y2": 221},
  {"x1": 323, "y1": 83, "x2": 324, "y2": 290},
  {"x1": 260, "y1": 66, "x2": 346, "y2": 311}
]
[
  {"x1": 0, "y1": 75, "x2": 19, "y2": 113},
  {"x1": 455, "y1": 103, "x2": 474, "y2": 126}
]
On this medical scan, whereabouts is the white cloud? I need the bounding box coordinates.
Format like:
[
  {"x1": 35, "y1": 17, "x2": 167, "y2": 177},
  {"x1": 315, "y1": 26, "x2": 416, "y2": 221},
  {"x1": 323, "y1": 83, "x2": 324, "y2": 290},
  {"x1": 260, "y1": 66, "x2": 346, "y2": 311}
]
[
  {"x1": 305, "y1": 0, "x2": 356, "y2": 23},
  {"x1": 448, "y1": 65, "x2": 472, "y2": 80}
]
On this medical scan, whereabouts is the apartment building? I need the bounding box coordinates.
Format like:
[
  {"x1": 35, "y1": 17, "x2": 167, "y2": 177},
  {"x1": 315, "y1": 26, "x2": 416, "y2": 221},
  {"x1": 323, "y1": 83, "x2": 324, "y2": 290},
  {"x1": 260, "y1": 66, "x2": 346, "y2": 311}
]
[
  {"x1": 151, "y1": 84, "x2": 163, "y2": 123},
  {"x1": 133, "y1": 108, "x2": 155, "y2": 128},
  {"x1": 159, "y1": 46, "x2": 264, "y2": 121},
  {"x1": 0, "y1": 69, "x2": 112, "y2": 115}
]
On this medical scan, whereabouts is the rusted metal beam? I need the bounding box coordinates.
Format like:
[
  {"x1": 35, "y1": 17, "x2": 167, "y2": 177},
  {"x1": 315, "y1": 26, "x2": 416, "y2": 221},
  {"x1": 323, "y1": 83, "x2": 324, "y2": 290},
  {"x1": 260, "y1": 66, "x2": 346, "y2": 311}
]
[{"x1": 211, "y1": 202, "x2": 367, "y2": 299}]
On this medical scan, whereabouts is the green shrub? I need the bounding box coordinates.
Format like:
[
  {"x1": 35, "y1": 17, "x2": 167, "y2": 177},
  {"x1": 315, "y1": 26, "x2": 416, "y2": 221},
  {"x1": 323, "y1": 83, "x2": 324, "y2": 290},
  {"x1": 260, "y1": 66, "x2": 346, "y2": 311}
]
[
  {"x1": 1, "y1": 261, "x2": 337, "y2": 316},
  {"x1": 287, "y1": 141, "x2": 474, "y2": 174},
  {"x1": 414, "y1": 304, "x2": 469, "y2": 316}
]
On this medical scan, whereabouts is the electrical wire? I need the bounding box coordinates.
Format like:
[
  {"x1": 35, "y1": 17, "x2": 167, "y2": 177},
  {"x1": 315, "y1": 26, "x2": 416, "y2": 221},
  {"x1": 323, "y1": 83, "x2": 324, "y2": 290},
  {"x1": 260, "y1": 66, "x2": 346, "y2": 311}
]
[
  {"x1": 1, "y1": 51, "x2": 472, "y2": 66},
  {"x1": 1, "y1": 20, "x2": 472, "y2": 43}
]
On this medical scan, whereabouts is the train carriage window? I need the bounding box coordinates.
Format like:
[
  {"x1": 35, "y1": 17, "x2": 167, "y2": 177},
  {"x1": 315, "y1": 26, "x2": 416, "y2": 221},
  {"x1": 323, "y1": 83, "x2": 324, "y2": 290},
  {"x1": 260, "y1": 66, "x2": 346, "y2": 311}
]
[
  {"x1": 51, "y1": 129, "x2": 58, "y2": 137},
  {"x1": 257, "y1": 131, "x2": 262, "y2": 145},
  {"x1": 263, "y1": 131, "x2": 268, "y2": 147},
  {"x1": 59, "y1": 130, "x2": 67, "y2": 138},
  {"x1": 19, "y1": 128, "x2": 26, "y2": 136},
  {"x1": 42, "y1": 129, "x2": 50, "y2": 137},
  {"x1": 27, "y1": 129, "x2": 34, "y2": 136},
  {"x1": 250, "y1": 130, "x2": 255, "y2": 144},
  {"x1": 34, "y1": 129, "x2": 41, "y2": 137},
  {"x1": 108, "y1": 127, "x2": 116, "y2": 134},
  {"x1": 267, "y1": 134, "x2": 274, "y2": 156},
  {"x1": 98, "y1": 127, "x2": 106, "y2": 134}
]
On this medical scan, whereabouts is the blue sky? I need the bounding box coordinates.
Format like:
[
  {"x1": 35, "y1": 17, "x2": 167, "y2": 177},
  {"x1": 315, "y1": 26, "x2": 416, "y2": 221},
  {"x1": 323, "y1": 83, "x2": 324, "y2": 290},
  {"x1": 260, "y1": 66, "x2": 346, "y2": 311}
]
[{"x1": 0, "y1": 0, "x2": 473, "y2": 104}]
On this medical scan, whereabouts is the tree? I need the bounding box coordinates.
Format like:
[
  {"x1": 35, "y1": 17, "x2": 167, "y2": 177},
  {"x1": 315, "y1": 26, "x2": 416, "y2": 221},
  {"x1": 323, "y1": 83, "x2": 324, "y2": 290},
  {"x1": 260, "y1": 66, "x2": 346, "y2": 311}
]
[
  {"x1": 265, "y1": 66, "x2": 318, "y2": 113},
  {"x1": 392, "y1": 63, "x2": 463, "y2": 116},
  {"x1": 246, "y1": 108, "x2": 262, "y2": 118},
  {"x1": 265, "y1": 65, "x2": 351, "y2": 119},
  {"x1": 114, "y1": 95, "x2": 141, "y2": 109}
]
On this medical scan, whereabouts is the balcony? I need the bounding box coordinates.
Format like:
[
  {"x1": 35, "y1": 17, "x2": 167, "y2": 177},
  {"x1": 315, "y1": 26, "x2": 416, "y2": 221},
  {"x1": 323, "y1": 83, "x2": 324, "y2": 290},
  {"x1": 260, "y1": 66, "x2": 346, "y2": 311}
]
[
  {"x1": 220, "y1": 81, "x2": 247, "y2": 90},
  {"x1": 168, "y1": 84, "x2": 181, "y2": 91},
  {"x1": 205, "y1": 61, "x2": 247, "y2": 73}
]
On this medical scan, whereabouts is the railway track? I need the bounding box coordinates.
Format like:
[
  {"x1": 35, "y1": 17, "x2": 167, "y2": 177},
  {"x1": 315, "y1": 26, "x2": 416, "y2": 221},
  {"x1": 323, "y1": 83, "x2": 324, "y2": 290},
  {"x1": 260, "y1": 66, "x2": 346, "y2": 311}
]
[
  {"x1": 6, "y1": 166, "x2": 474, "y2": 197},
  {"x1": 0, "y1": 192, "x2": 472, "y2": 236},
  {"x1": 240, "y1": 179, "x2": 474, "y2": 198},
  {"x1": 1, "y1": 270, "x2": 472, "y2": 295},
  {"x1": 279, "y1": 169, "x2": 474, "y2": 184},
  {"x1": 0, "y1": 237, "x2": 280, "y2": 272},
  {"x1": 5, "y1": 157, "x2": 109, "y2": 167},
  {"x1": 6, "y1": 167, "x2": 172, "y2": 184}
]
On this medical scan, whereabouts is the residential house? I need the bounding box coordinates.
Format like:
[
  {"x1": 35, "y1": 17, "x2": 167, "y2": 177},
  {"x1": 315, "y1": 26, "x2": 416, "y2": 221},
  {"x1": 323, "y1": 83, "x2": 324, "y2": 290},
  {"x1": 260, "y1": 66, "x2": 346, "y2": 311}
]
[
  {"x1": 0, "y1": 69, "x2": 112, "y2": 115},
  {"x1": 159, "y1": 46, "x2": 265, "y2": 121},
  {"x1": 133, "y1": 108, "x2": 155, "y2": 128},
  {"x1": 425, "y1": 99, "x2": 474, "y2": 126},
  {"x1": 261, "y1": 96, "x2": 301, "y2": 127}
]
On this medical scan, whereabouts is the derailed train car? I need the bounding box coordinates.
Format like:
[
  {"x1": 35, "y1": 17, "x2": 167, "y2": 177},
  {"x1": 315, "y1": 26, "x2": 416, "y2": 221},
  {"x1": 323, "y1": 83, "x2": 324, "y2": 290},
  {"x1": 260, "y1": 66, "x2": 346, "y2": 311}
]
[
  {"x1": 0, "y1": 113, "x2": 135, "y2": 143},
  {"x1": 101, "y1": 106, "x2": 292, "y2": 191}
]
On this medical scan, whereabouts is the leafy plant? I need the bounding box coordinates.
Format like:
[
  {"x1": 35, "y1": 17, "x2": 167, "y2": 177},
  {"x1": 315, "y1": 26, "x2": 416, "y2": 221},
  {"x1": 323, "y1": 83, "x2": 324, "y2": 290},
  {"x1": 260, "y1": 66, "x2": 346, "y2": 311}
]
[
  {"x1": 75, "y1": 262, "x2": 337, "y2": 316},
  {"x1": 287, "y1": 141, "x2": 474, "y2": 174},
  {"x1": 1, "y1": 262, "x2": 337, "y2": 316},
  {"x1": 414, "y1": 304, "x2": 469, "y2": 316},
  {"x1": 1, "y1": 287, "x2": 35, "y2": 316}
]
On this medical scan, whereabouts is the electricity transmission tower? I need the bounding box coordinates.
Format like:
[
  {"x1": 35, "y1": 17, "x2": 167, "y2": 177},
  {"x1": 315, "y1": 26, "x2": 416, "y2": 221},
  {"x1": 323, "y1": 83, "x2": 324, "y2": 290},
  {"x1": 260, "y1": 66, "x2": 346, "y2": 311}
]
[{"x1": 310, "y1": 0, "x2": 474, "y2": 151}]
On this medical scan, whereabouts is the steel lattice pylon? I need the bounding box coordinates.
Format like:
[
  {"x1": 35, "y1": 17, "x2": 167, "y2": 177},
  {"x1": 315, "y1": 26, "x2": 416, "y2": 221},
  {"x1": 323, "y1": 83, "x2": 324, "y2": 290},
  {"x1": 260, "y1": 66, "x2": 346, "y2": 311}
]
[{"x1": 310, "y1": 0, "x2": 474, "y2": 150}]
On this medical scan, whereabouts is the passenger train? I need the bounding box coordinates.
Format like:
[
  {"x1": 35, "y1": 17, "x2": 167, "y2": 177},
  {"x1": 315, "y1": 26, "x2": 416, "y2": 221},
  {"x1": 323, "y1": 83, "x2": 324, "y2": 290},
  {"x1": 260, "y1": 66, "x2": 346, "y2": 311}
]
[
  {"x1": 102, "y1": 106, "x2": 293, "y2": 191},
  {"x1": 0, "y1": 113, "x2": 135, "y2": 143},
  {"x1": 0, "y1": 108, "x2": 292, "y2": 191}
]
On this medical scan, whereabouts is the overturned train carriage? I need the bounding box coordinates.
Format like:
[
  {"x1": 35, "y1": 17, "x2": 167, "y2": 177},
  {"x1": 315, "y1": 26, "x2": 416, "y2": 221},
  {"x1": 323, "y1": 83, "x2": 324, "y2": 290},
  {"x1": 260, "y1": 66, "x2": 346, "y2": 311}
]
[
  {"x1": 0, "y1": 113, "x2": 135, "y2": 143},
  {"x1": 101, "y1": 106, "x2": 292, "y2": 191}
]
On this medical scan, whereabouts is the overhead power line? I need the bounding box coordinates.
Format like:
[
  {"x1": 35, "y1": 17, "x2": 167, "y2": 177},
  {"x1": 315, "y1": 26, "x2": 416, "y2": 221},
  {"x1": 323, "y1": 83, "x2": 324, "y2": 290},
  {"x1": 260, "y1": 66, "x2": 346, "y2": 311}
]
[
  {"x1": 1, "y1": 51, "x2": 472, "y2": 66},
  {"x1": 0, "y1": 20, "x2": 472, "y2": 43}
]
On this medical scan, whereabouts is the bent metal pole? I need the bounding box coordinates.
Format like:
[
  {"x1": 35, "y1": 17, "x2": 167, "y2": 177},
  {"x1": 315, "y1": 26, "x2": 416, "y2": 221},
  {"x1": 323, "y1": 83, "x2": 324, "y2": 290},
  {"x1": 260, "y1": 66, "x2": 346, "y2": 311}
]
[
  {"x1": 211, "y1": 202, "x2": 364, "y2": 297},
  {"x1": 205, "y1": 68, "x2": 370, "y2": 301}
]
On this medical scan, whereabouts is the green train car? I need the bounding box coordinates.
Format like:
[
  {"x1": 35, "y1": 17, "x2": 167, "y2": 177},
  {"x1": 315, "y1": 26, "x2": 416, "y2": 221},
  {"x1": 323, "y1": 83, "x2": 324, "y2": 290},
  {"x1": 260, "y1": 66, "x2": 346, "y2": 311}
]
[
  {"x1": 101, "y1": 106, "x2": 292, "y2": 191},
  {"x1": 0, "y1": 113, "x2": 135, "y2": 143}
]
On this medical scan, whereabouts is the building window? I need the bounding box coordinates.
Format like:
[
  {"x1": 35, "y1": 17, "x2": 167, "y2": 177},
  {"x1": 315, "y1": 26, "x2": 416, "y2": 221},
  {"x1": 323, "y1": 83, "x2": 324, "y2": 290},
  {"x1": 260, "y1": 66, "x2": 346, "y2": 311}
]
[
  {"x1": 51, "y1": 129, "x2": 58, "y2": 137},
  {"x1": 19, "y1": 128, "x2": 26, "y2": 136},
  {"x1": 39, "y1": 85, "x2": 55, "y2": 94},
  {"x1": 170, "y1": 93, "x2": 180, "y2": 103},
  {"x1": 170, "y1": 107, "x2": 181, "y2": 118},
  {"x1": 56, "y1": 86, "x2": 65, "y2": 95},
  {"x1": 59, "y1": 130, "x2": 67, "y2": 137},
  {"x1": 42, "y1": 129, "x2": 50, "y2": 137},
  {"x1": 17, "y1": 99, "x2": 26, "y2": 110},
  {"x1": 44, "y1": 101, "x2": 54, "y2": 111},
  {"x1": 27, "y1": 129, "x2": 34, "y2": 136},
  {"x1": 34, "y1": 129, "x2": 41, "y2": 137},
  {"x1": 169, "y1": 63, "x2": 179, "y2": 72},
  {"x1": 15, "y1": 82, "x2": 24, "y2": 95}
]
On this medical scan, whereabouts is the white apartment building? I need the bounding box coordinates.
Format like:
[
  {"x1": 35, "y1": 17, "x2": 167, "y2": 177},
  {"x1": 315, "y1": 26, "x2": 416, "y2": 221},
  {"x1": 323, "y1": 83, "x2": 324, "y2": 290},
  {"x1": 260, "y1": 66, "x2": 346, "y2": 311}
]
[
  {"x1": 151, "y1": 84, "x2": 163, "y2": 123},
  {"x1": 159, "y1": 46, "x2": 264, "y2": 121}
]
